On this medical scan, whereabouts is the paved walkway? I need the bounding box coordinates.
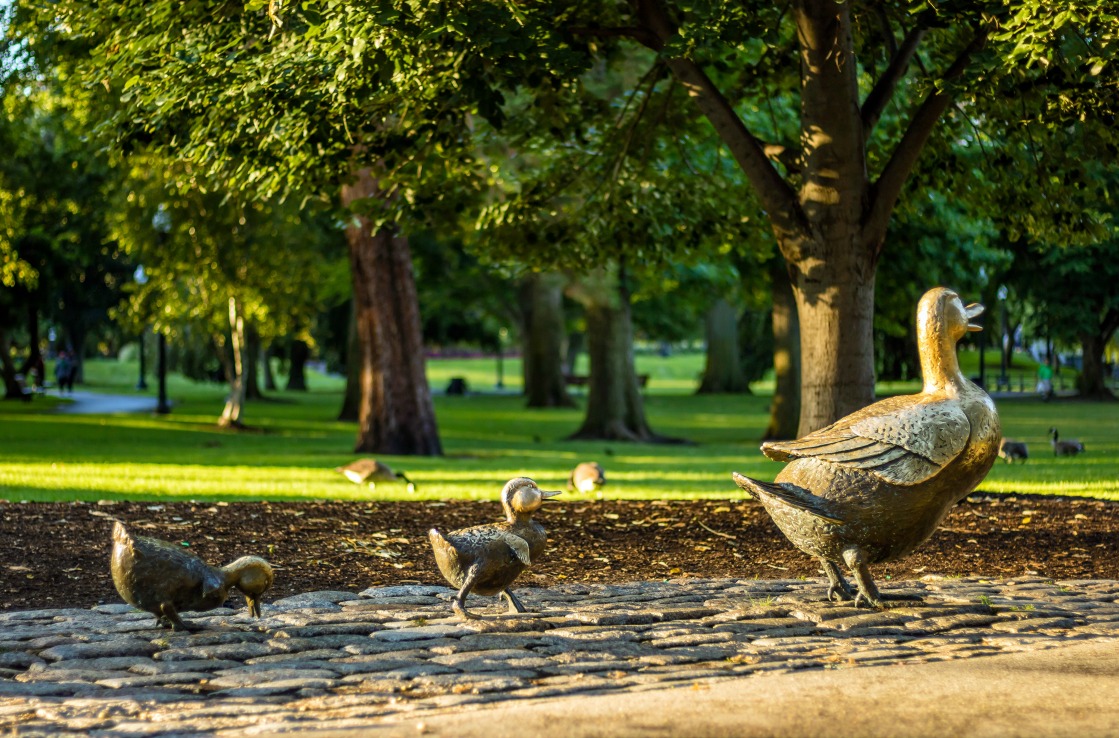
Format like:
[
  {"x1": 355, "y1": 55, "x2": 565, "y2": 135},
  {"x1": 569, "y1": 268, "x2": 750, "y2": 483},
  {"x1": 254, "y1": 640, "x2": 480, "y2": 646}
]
[
  {"x1": 2, "y1": 576, "x2": 1117, "y2": 735},
  {"x1": 53, "y1": 391, "x2": 161, "y2": 415}
]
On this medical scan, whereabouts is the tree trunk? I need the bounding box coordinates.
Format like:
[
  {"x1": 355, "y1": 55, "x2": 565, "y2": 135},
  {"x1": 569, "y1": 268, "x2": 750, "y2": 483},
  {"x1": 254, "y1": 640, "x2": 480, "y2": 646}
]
[
  {"x1": 342, "y1": 168, "x2": 442, "y2": 455},
  {"x1": 18, "y1": 303, "x2": 42, "y2": 379},
  {"x1": 564, "y1": 331, "x2": 584, "y2": 376},
  {"x1": 764, "y1": 261, "x2": 801, "y2": 440},
  {"x1": 286, "y1": 339, "x2": 309, "y2": 391},
  {"x1": 1077, "y1": 331, "x2": 1116, "y2": 400},
  {"x1": 567, "y1": 270, "x2": 678, "y2": 443},
  {"x1": 219, "y1": 296, "x2": 246, "y2": 427},
  {"x1": 244, "y1": 325, "x2": 263, "y2": 400},
  {"x1": 262, "y1": 343, "x2": 277, "y2": 391},
  {"x1": 338, "y1": 301, "x2": 361, "y2": 421},
  {"x1": 697, "y1": 298, "x2": 749, "y2": 394},
  {"x1": 788, "y1": 243, "x2": 877, "y2": 436},
  {"x1": 521, "y1": 272, "x2": 574, "y2": 408},
  {"x1": 0, "y1": 328, "x2": 25, "y2": 400}
]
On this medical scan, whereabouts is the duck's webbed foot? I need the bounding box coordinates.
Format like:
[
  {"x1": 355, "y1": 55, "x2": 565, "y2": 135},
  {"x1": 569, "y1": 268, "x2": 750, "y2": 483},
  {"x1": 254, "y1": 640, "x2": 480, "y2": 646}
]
[
  {"x1": 841, "y1": 547, "x2": 884, "y2": 609},
  {"x1": 821, "y1": 559, "x2": 855, "y2": 602},
  {"x1": 501, "y1": 588, "x2": 530, "y2": 615},
  {"x1": 452, "y1": 599, "x2": 481, "y2": 620}
]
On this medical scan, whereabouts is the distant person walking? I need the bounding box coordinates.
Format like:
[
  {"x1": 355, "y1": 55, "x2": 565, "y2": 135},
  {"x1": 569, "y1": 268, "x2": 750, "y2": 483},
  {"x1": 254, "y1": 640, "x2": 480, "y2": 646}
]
[
  {"x1": 1036, "y1": 363, "x2": 1054, "y2": 400},
  {"x1": 55, "y1": 351, "x2": 75, "y2": 394}
]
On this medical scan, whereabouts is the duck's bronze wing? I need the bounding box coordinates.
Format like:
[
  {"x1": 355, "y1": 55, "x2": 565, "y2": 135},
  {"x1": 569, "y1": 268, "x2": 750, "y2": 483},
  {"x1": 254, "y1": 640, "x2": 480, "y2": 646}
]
[{"x1": 762, "y1": 397, "x2": 970, "y2": 486}]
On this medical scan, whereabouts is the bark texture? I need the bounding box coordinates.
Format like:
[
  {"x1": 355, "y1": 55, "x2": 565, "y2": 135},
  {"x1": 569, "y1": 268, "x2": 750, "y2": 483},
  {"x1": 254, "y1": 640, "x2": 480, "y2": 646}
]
[
  {"x1": 342, "y1": 168, "x2": 442, "y2": 455},
  {"x1": 697, "y1": 298, "x2": 749, "y2": 394},
  {"x1": 520, "y1": 272, "x2": 574, "y2": 408},
  {"x1": 764, "y1": 262, "x2": 801, "y2": 440}
]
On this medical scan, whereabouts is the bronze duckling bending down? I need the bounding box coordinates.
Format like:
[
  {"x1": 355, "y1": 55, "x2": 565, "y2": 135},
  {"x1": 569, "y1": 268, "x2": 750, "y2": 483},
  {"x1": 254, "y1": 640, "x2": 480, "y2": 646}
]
[
  {"x1": 734, "y1": 288, "x2": 1001, "y2": 608},
  {"x1": 429, "y1": 477, "x2": 560, "y2": 619},
  {"x1": 335, "y1": 458, "x2": 416, "y2": 492},
  {"x1": 568, "y1": 461, "x2": 606, "y2": 494},
  {"x1": 110, "y1": 521, "x2": 274, "y2": 631}
]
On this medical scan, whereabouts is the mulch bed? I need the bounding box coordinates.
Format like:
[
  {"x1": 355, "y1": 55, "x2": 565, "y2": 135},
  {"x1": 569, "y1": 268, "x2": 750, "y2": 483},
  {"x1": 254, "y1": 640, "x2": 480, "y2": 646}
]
[{"x1": 1, "y1": 495, "x2": 1116, "y2": 611}]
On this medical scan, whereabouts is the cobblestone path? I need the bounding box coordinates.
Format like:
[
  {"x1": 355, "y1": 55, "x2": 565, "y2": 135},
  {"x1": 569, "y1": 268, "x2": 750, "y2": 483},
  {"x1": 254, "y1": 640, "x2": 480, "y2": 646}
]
[{"x1": 2, "y1": 576, "x2": 1118, "y2": 735}]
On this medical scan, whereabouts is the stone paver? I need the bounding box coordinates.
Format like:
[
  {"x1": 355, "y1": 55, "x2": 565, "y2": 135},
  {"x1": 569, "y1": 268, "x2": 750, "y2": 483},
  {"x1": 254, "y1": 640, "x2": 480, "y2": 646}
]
[{"x1": 0, "y1": 575, "x2": 1116, "y2": 735}]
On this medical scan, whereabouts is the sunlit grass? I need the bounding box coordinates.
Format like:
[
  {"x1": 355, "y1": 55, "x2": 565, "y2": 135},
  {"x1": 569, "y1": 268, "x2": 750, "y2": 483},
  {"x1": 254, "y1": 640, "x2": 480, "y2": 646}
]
[{"x1": 1, "y1": 356, "x2": 1115, "y2": 503}]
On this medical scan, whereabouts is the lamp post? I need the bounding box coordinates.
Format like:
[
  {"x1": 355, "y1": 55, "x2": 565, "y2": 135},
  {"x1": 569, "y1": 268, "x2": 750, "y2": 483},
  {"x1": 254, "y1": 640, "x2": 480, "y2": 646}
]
[
  {"x1": 998, "y1": 285, "x2": 1009, "y2": 391},
  {"x1": 495, "y1": 327, "x2": 508, "y2": 389},
  {"x1": 156, "y1": 332, "x2": 171, "y2": 414}
]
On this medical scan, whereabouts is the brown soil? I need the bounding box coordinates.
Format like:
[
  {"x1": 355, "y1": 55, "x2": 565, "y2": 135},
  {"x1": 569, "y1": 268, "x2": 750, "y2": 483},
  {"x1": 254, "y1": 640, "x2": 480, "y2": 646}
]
[{"x1": 1, "y1": 495, "x2": 1116, "y2": 612}]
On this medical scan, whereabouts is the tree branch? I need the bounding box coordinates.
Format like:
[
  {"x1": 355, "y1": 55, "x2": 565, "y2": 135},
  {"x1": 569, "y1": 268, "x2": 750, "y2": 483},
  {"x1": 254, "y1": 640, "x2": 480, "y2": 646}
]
[
  {"x1": 631, "y1": 0, "x2": 804, "y2": 240},
  {"x1": 861, "y1": 26, "x2": 927, "y2": 140},
  {"x1": 864, "y1": 31, "x2": 987, "y2": 251},
  {"x1": 568, "y1": 25, "x2": 659, "y2": 49}
]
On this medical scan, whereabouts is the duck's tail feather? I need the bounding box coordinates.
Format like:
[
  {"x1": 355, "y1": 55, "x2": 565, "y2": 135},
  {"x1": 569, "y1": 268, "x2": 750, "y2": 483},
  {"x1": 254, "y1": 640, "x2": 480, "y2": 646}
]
[
  {"x1": 732, "y1": 472, "x2": 843, "y2": 525},
  {"x1": 112, "y1": 520, "x2": 130, "y2": 545}
]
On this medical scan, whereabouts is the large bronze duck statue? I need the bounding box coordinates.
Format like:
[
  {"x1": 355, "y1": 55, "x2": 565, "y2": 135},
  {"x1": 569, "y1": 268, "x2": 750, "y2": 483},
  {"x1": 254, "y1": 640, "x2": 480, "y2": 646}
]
[
  {"x1": 428, "y1": 477, "x2": 560, "y2": 619},
  {"x1": 110, "y1": 521, "x2": 275, "y2": 631},
  {"x1": 733, "y1": 287, "x2": 1001, "y2": 608}
]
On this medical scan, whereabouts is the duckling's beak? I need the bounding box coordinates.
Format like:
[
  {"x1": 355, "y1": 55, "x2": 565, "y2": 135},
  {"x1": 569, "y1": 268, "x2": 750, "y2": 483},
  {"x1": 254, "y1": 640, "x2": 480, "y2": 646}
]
[
  {"x1": 540, "y1": 489, "x2": 563, "y2": 500},
  {"x1": 965, "y1": 302, "x2": 984, "y2": 332}
]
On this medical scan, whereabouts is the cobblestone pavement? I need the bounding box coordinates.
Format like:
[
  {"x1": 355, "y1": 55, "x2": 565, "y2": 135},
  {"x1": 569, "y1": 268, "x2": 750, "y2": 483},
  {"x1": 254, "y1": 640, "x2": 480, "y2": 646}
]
[{"x1": 2, "y1": 576, "x2": 1118, "y2": 736}]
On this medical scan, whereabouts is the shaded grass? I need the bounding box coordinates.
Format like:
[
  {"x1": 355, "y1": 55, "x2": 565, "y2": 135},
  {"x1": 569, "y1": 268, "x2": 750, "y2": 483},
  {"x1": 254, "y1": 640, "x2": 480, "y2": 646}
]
[{"x1": 0, "y1": 357, "x2": 1114, "y2": 502}]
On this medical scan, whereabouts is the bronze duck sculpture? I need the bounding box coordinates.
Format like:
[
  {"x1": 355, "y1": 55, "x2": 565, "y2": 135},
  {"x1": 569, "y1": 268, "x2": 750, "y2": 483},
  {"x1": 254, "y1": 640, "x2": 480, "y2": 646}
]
[
  {"x1": 568, "y1": 461, "x2": 606, "y2": 494},
  {"x1": 733, "y1": 287, "x2": 1001, "y2": 608},
  {"x1": 110, "y1": 521, "x2": 274, "y2": 631},
  {"x1": 335, "y1": 458, "x2": 416, "y2": 492},
  {"x1": 428, "y1": 477, "x2": 560, "y2": 619}
]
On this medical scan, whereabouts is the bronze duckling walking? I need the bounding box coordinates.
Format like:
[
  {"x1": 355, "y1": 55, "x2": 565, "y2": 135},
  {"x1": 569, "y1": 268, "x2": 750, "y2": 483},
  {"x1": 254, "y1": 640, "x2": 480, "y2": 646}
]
[
  {"x1": 428, "y1": 477, "x2": 560, "y2": 619},
  {"x1": 733, "y1": 288, "x2": 1000, "y2": 608},
  {"x1": 110, "y1": 521, "x2": 274, "y2": 631}
]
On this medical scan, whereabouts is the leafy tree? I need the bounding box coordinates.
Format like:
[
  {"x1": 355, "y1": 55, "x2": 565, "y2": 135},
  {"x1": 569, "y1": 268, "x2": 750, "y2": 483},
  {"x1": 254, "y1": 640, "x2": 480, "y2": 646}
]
[{"x1": 465, "y1": 0, "x2": 1119, "y2": 434}]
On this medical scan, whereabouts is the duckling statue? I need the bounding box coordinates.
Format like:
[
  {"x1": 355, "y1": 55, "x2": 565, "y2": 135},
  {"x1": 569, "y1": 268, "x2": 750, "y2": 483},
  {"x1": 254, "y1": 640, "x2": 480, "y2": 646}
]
[
  {"x1": 428, "y1": 477, "x2": 561, "y2": 619},
  {"x1": 733, "y1": 287, "x2": 1001, "y2": 608},
  {"x1": 568, "y1": 461, "x2": 606, "y2": 494},
  {"x1": 335, "y1": 458, "x2": 416, "y2": 492},
  {"x1": 110, "y1": 521, "x2": 274, "y2": 631}
]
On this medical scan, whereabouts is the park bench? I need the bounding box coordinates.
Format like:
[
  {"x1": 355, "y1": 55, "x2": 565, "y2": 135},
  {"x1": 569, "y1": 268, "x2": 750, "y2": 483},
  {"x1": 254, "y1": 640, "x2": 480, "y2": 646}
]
[{"x1": 564, "y1": 374, "x2": 649, "y2": 388}]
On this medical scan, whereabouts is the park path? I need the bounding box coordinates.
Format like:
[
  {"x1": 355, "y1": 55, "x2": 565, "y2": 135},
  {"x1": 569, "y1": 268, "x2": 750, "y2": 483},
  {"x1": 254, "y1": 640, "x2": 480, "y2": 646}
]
[
  {"x1": 52, "y1": 391, "x2": 161, "y2": 415},
  {"x1": 1, "y1": 575, "x2": 1117, "y2": 735}
]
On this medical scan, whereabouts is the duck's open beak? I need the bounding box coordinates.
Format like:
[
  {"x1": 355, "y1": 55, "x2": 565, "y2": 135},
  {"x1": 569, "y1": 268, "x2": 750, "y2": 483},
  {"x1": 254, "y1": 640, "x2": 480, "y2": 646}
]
[
  {"x1": 965, "y1": 302, "x2": 984, "y2": 332},
  {"x1": 540, "y1": 489, "x2": 563, "y2": 500}
]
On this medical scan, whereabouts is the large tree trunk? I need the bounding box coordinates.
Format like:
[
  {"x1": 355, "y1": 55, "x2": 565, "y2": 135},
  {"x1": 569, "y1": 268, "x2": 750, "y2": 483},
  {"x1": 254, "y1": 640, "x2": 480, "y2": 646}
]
[
  {"x1": 1077, "y1": 329, "x2": 1117, "y2": 400},
  {"x1": 342, "y1": 168, "x2": 442, "y2": 455},
  {"x1": 697, "y1": 298, "x2": 749, "y2": 394},
  {"x1": 338, "y1": 302, "x2": 361, "y2": 421},
  {"x1": 567, "y1": 270, "x2": 678, "y2": 443},
  {"x1": 764, "y1": 262, "x2": 801, "y2": 440},
  {"x1": 286, "y1": 339, "x2": 309, "y2": 391},
  {"x1": 219, "y1": 297, "x2": 246, "y2": 428},
  {"x1": 521, "y1": 272, "x2": 574, "y2": 408}
]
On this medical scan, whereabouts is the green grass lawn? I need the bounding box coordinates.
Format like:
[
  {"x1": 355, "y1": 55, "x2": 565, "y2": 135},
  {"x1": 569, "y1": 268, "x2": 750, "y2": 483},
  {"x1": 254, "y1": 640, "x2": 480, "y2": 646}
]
[{"x1": 0, "y1": 354, "x2": 1115, "y2": 503}]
